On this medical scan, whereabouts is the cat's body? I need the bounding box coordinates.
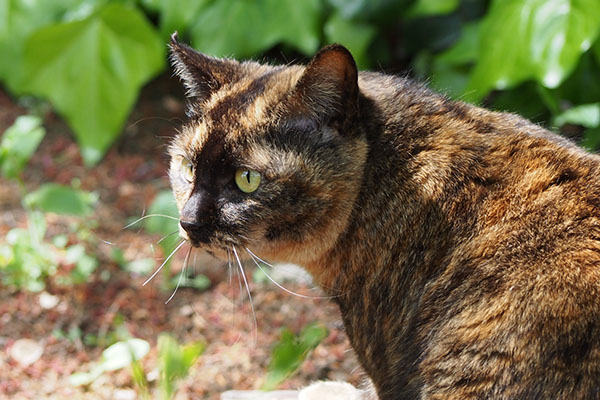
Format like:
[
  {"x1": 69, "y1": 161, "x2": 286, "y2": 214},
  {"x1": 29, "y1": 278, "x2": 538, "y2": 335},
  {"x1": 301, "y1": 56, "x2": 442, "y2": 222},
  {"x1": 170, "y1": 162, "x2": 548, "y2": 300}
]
[{"x1": 168, "y1": 35, "x2": 600, "y2": 399}]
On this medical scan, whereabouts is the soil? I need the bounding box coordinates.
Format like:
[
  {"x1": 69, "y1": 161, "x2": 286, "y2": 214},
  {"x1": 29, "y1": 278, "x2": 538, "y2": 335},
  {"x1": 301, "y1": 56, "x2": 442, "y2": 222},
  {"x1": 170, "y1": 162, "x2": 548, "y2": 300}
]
[{"x1": 0, "y1": 75, "x2": 362, "y2": 399}]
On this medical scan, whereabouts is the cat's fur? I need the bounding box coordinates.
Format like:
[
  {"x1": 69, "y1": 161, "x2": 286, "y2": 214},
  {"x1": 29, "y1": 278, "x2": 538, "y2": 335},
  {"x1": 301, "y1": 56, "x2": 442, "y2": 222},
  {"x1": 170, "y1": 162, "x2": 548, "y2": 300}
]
[{"x1": 168, "y1": 33, "x2": 600, "y2": 399}]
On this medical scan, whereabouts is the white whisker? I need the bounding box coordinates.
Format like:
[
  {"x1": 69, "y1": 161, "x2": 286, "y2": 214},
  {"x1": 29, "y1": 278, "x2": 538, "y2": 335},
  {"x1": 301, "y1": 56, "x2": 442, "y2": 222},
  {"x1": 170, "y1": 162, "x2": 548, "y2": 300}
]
[
  {"x1": 245, "y1": 248, "x2": 345, "y2": 298},
  {"x1": 166, "y1": 246, "x2": 192, "y2": 304},
  {"x1": 232, "y1": 245, "x2": 258, "y2": 346},
  {"x1": 143, "y1": 240, "x2": 186, "y2": 286},
  {"x1": 227, "y1": 248, "x2": 243, "y2": 345},
  {"x1": 123, "y1": 214, "x2": 180, "y2": 230},
  {"x1": 245, "y1": 248, "x2": 334, "y2": 299},
  {"x1": 157, "y1": 230, "x2": 180, "y2": 245}
]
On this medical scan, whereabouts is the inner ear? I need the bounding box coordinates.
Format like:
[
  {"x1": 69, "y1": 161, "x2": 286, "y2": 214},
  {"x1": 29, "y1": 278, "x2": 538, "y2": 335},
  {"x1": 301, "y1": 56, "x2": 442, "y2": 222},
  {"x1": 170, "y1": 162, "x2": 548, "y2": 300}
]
[
  {"x1": 169, "y1": 33, "x2": 242, "y2": 106},
  {"x1": 287, "y1": 44, "x2": 359, "y2": 124}
]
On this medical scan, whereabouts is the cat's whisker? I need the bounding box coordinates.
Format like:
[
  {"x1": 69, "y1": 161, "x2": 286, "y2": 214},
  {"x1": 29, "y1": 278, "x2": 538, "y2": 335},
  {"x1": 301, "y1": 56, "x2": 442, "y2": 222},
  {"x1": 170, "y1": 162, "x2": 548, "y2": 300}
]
[
  {"x1": 157, "y1": 230, "x2": 180, "y2": 245},
  {"x1": 183, "y1": 248, "x2": 204, "y2": 321},
  {"x1": 227, "y1": 247, "x2": 243, "y2": 346},
  {"x1": 245, "y1": 248, "x2": 335, "y2": 300},
  {"x1": 123, "y1": 214, "x2": 180, "y2": 230},
  {"x1": 232, "y1": 245, "x2": 258, "y2": 346},
  {"x1": 128, "y1": 116, "x2": 182, "y2": 129},
  {"x1": 165, "y1": 246, "x2": 192, "y2": 304},
  {"x1": 245, "y1": 248, "x2": 346, "y2": 298},
  {"x1": 143, "y1": 240, "x2": 186, "y2": 286}
]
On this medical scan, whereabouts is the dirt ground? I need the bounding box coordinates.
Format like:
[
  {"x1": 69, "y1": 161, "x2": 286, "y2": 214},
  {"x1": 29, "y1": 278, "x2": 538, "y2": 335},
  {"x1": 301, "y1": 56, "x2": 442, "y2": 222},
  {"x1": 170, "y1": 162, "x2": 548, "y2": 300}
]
[{"x1": 0, "y1": 75, "x2": 362, "y2": 399}]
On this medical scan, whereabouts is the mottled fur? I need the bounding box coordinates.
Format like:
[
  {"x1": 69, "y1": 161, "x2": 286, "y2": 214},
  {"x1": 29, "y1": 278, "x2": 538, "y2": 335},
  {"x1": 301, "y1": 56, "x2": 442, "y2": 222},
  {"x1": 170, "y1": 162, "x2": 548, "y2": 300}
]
[{"x1": 168, "y1": 34, "x2": 600, "y2": 399}]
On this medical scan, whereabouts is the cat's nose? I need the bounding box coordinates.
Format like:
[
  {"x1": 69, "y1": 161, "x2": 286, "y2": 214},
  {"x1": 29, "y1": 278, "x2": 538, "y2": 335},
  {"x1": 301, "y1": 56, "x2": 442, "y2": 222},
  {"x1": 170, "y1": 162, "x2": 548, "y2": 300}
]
[{"x1": 180, "y1": 220, "x2": 212, "y2": 244}]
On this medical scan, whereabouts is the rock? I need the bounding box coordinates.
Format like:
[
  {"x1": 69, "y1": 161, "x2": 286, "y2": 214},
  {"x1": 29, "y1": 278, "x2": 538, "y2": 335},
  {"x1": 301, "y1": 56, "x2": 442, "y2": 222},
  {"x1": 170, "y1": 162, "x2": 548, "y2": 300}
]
[
  {"x1": 298, "y1": 382, "x2": 364, "y2": 400},
  {"x1": 39, "y1": 292, "x2": 60, "y2": 309},
  {"x1": 221, "y1": 391, "x2": 299, "y2": 400},
  {"x1": 113, "y1": 389, "x2": 137, "y2": 400},
  {"x1": 10, "y1": 338, "x2": 44, "y2": 366}
]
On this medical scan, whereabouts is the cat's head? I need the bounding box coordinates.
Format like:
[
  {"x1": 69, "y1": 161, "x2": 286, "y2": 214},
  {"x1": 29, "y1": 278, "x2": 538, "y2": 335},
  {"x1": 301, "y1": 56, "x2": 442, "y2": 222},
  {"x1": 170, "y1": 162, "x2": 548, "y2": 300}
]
[{"x1": 168, "y1": 34, "x2": 367, "y2": 267}]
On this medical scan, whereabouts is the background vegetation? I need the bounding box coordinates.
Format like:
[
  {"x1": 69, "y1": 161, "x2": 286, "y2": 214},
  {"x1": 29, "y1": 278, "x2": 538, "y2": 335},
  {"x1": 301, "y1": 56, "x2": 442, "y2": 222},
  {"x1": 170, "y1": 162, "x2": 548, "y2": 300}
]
[
  {"x1": 1, "y1": 0, "x2": 600, "y2": 398},
  {"x1": 2, "y1": 0, "x2": 600, "y2": 166}
]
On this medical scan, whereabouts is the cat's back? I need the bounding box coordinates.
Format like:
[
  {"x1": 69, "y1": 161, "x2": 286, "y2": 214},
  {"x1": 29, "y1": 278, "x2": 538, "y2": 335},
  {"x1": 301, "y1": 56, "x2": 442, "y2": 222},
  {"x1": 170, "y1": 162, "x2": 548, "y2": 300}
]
[{"x1": 352, "y1": 70, "x2": 600, "y2": 399}]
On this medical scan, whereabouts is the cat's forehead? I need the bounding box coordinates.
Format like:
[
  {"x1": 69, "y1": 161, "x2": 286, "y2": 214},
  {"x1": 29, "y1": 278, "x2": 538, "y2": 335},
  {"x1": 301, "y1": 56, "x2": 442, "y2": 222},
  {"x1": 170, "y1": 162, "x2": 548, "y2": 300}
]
[{"x1": 188, "y1": 65, "x2": 303, "y2": 145}]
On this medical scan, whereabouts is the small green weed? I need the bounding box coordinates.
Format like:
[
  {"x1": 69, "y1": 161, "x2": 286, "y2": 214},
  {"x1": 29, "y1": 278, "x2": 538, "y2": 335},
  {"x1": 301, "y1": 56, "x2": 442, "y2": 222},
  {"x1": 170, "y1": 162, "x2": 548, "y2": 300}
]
[
  {"x1": 0, "y1": 115, "x2": 99, "y2": 291},
  {"x1": 262, "y1": 322, "x2": 329, "y2": 390}
]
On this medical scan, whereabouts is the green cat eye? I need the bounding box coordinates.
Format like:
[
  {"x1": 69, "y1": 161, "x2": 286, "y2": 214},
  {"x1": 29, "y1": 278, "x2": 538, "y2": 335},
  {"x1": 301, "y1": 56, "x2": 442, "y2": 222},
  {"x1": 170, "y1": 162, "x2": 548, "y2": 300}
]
[
  {"x1": 180, "y1": 158, "x2": 194, "y2": 183},
  {"x1": 235, "y1": 169, "x2": 261, "y2": 193}
]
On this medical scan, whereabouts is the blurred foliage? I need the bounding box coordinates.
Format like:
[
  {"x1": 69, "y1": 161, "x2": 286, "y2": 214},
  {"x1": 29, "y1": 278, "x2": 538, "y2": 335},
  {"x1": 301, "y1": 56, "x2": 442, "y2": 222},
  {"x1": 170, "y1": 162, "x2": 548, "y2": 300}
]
[
  {"x1": 157, "y1": 333, "x2": 205, "y2": 400},
  {"x1": 70, "y1": 337, "x2": 151, "y2": 386},
  {"x1": 0, "y1": 116, "x2": 99, "y2": 291},
  {"x1": 261, "y1": 322, "x2": 329, "y2": 390},
  {"x1": 1, "y1": 0, "x2": 600, "y2": 165},
  {"x1": 70, "y1": 333, "x2": 204, "y2": 400}
]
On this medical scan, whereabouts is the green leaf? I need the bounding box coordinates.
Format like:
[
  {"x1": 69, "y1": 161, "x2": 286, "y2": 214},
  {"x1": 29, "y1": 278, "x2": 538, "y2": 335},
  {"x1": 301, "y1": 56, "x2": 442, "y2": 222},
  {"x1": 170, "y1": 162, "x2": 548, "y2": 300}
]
[
  {"x1": 189, "y1": 0, "x2": 322, "y2": 58},
  {"x1": 327, "y1": 0, "x2": 413, "y2": 21},
  {"x1": 324, "y1": 13, "x2": 377, "y2": 69},
  {"x1": 436, "y1": 22, "x2": 480, "y2": 66},
  {"x1": 582, "y1": 126, "x2": 600, "y2": 150},
  {"x1": 554, "y1": 103, "x2": 600, "y2": 128},
  {"x1": 100, "y1": 338, "x2": 150, "y2": 371},
  {"x1": 299, "y1": 323, "x2": 329, "y2": 350},
  {"x1": 148, "y1": 0, "x2": 211, "y2": 38},
  {"x1": 406, "y1": 0, "x2": 459, "y2": 18},
  {"x1": 20, "y1": 3, "x2": 165, "y2": 166},
  {"x1": 144, "y1": 190, "x2": 180, "y2": 258},
  {"x1": 0, "y1": 115, "x2": 45, "y2": 179},
  {"x1": 25, "y1": 183, "x2": 96, "y2": 216},
  {"x1": 467, "y1": 0, "x2": 600, "y2": 101},
  {"x1": 262, "y1": 323, "x2": 328, "y2": 390},
  {"x1": 158, "y1": 333, "x2": 204, "y2": 399},
  {"x1": 69, "y1": 368, "x2": 103, "y2": 387},
  {"x1": 0, "y1": 0, "x2": 87, "y2": 90}
]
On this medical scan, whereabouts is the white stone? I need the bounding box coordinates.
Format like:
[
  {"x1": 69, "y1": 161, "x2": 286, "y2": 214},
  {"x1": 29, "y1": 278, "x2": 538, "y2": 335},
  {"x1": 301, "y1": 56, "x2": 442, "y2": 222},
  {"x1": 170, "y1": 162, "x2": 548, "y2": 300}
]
[{"x1": 10, "y1": 338, "x2": 44, "y2": 367}]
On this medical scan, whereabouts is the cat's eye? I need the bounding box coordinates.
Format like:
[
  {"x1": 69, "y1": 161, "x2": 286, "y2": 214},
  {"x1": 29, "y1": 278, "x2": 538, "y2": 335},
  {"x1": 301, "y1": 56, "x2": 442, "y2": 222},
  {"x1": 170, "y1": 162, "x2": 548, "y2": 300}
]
[
  {"x1": 180, "y1": 158, "x2": 194, "y2": 183},
  {"x1": 235, "y1": 169, "x2": 261, "y2": 193}
]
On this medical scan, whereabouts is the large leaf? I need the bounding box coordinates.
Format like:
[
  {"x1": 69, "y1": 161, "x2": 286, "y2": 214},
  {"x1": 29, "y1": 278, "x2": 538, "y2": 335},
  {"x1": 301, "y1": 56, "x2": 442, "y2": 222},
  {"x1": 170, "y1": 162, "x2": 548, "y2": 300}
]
[
  {"x1": 143, "y1": 0, "x2": 210, "y2": 38},
  {"x1": 324, "y1": 13, "x2": 376, "y2": 69},
  {"x1": 467, "y1": 0, "x2": 600, "y2": 101},
  {"x1": 406, "y1": 0, "x2": 459, "y2": 18},
  {"x1": 0, "y1": 0, "x2": 86, "y2": 90},
  {"x1": 189, "y1": 0, "x2": 322, "y2": 58},
  {"x1": 429, "y1": 22, "x2": 480, "y2": 98},
  {"x1": 327, "y1": 0, "x2": 414, "y2": 21},
  {"x1": 20, "y1": 3, "x2": 165, "y2": 166},
  {"x1": 0, "y1": 115, "x2": 45, "y2": 179}
]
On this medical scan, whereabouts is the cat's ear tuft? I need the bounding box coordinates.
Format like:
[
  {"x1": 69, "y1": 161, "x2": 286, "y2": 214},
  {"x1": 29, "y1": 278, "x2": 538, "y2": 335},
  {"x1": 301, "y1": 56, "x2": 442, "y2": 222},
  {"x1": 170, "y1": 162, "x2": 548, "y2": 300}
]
[
  {"x1": 169, "y1": 33, "x2": 241, "y2": 107},
  {"x1": 289, "y1": 44, "x2": 359, "y2": 124}
]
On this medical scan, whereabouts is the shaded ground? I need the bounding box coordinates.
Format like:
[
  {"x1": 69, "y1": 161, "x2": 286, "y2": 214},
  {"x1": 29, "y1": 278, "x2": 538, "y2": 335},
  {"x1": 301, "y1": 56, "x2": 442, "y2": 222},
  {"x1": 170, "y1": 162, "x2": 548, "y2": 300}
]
[{"x1": 0, "y1": 76, "x2": 362, "y2": 399}]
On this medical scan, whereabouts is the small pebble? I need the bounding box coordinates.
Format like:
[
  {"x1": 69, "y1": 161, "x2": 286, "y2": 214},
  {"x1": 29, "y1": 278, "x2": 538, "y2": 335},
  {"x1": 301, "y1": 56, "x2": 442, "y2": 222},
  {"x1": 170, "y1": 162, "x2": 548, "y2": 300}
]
[
  {"x1": 39, "y1": 292, "x2": 60, "y2": 309},
  {"x1": 10, "y1": 339, "x2": 44, "y2": 367}
]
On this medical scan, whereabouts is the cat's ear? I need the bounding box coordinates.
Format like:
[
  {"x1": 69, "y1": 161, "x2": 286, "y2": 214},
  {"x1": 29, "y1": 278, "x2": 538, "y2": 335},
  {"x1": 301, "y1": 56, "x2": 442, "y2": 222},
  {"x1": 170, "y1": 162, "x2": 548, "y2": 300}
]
[
  {"x1": 169, "y1": 32, "x2": 241, "y2": 106},
  {"x1": 288, "y1": 44, "x2": 359, "y2": 124}
]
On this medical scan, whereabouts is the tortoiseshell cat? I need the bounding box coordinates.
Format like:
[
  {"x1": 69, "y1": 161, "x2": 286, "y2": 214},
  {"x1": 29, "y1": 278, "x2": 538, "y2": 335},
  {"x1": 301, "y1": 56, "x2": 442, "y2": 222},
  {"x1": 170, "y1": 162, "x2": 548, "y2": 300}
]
[{"x1": 168, "y1": 33, "x2": 600, "y2": 399}]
